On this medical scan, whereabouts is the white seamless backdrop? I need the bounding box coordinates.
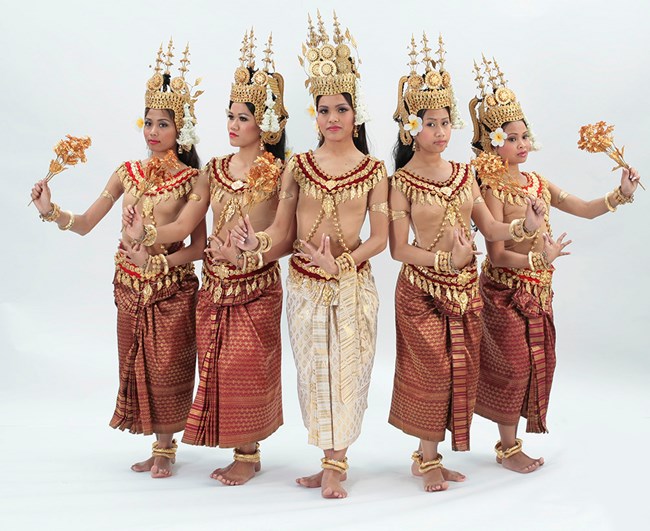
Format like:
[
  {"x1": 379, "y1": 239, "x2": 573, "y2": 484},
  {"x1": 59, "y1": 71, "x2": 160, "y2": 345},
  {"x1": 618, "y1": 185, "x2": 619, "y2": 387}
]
[{"x1": 1, "y1": 1, "x2": 648, "y2": 530}]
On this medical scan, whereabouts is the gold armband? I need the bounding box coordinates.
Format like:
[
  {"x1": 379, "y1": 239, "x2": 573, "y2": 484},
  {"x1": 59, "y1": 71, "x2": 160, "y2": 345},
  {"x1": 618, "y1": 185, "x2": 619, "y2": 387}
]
[
  {"x1": 101, "y1": 190, "x2": 116, "y2": 204},
  {"x1": 527, "y1": 251, "x2": 549, "y2": 271},
  {"x1": 188, "y1": 193, "x2": 201, "y2": 202},
  {"x1": 473, "y1": 195, "x2": 485, "y2": 204},
  {"x1": 557, "y1": 190, "x2": 569, "y2": 204},
  {"x1": 253, "y1": 231, "x2": 272, "y2": 253},
  {"x1": 40, "y1": 202, "x2": 61, "y2": 223},
  {"x1": 369, "y1": 201, "x2": 389, "y2": 216},
  {"x1": 59, "y1": 211, "x2": 75, "y2": 231},
  {"x1": 140, "y1": 224, "x2": 157, "y2": 247},
  {"x1": 278, "y1": 190, "x2": 294, "y2": 200},
  {"x1": 612, "y1": 186, "x2": 633, "y2": 206},
  {"x1": 335, "y1": 252, "x2": 356, "y2": 278}
]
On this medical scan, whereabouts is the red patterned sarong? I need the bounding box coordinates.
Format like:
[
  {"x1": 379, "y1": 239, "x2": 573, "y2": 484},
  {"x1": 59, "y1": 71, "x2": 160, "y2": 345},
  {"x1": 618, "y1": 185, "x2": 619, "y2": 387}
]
[
  {"x1": 389, "y1": 263, "x2": 482, "y2": 451},
  {"x1": 182, "y1": 259, "x2": 283, "y2": 448},
  {"x1": 111, "y1": 255, "x2": 198, "y2": 435},
  {"x1": 475, "y1": 260, "x2": 556, "y2": 433}
]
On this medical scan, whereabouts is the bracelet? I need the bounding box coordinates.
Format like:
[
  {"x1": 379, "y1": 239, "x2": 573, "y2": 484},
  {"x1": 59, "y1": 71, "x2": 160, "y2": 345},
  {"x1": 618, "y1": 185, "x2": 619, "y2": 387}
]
[
  {"x1": 334, "y1": 252, "x2": 356, "y2": 278},
  {"x1": 604, "y1": 192, "x2": 616, "y2": 213},
  {"x1": 448, "y1": 253, "x2": 462, "y2": 274},
  {"x1": 40, "y1": 202, "x2": 61, "y2": 223},
  {"x1": 508, "y1": 218, "x2": 526, "y2": 242},
  {"x1": 522, "y1": 219, "x2": 538, "y2": 238},
  {"x1": 101, "y1": 190, "x2": 116, "y2": 204},
  {"x1": 527, "y1": 251, "x2": 549, "y2": 271},
  {"x1": 252, "y1": 231, "x2": 272, "y2": 253},
  {"x1": 143, "y1": 253, "x2": 169, "y2": 279},
  {"x1": 612, "y1": 186, "x2": 634, "y2": 206},
  {"x1": 434, "y1": 250, "x2": 454, "y2": 273},
  {"x1": 59, "y1": 211, "x2": 75, "y2": 231}
]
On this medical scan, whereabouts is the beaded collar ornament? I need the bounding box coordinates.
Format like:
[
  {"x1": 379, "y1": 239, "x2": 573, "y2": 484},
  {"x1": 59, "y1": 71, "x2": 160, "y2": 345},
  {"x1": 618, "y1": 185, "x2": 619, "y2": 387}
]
[
  {"x1": 469, "y1": 55, "x2": 539, "y2": 154},
  {"x1": 394, "y1": 33, "x2": 464, "y2": 146},
  {"x1": 299, "y1": 10, "x2": 370, "y2": 125},
  {"x1": 231, "y1": 29, "x2": 289, "y2": 145},
  {"x1": 145, "y1": 39, "x2": 203, "y2": 151}
]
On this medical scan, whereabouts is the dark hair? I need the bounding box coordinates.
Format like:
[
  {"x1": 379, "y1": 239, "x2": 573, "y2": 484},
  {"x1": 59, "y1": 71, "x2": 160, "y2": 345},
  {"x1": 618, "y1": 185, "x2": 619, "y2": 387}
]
[
  {"x1": 241, "y1": 101, "x2": 287, "y2": 162},
  {"x1": 392, "y1": 107, "x2": 451, "y2": 171},
  {"x1": 315, "y1": 93, "x2": 369, "y2": 155},
  {"x1": 144, "y1": 108, "x2": 201, "y2": 169}
]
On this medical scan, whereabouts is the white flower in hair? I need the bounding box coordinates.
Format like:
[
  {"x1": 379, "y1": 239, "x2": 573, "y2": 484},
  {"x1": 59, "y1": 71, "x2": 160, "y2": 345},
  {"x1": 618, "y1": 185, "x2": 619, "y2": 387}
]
[
  {"x1": 178, "y1": 103, "x2": 200, "y2": 149},
  {"x1": 526, "y1": 121, "x2": 542, "y2": 151},
  {"x1": 354, "y1": 78, "x2": 371, "y2": 125},
  {"x1": 404, "y1": 114, "x2": 423, "y2": 136},
  {"x1": 489, "y1": 128, "x2": 507, "y2": 147},
  {"x1": 449, "y1": 86, "x2": 465, "y2": 129},
  {"x1": 260, "y1": 85, "x2": 281, "y2": 134}
]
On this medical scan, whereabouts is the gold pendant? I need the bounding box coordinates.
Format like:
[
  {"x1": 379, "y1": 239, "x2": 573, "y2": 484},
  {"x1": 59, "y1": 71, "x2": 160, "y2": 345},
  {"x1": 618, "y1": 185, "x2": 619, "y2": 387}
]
[
  {"x1": 440, "y1": 186, "x2": 452, "y2": 197},
  {"x1": 324, "y1": 180, "x2": 337, "y2": 190},
  {"x1": 323, "y1": 196, "x2": 335, "y2": 218},
  {"x1": 142, "y1": 196, "x2": 154, "y2": 219}
]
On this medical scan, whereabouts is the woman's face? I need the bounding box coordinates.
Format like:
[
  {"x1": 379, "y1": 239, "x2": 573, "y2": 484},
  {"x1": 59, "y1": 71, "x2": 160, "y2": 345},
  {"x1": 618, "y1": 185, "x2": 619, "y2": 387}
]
[
  {"x1": 144, "y1": 109, "x2": 177, "y2": 154},
  {"x1": 414, "y1": 108, "x2": 451, "y2": 154},
  {"x1": 227, "y1": 103, "x2": 261, "y2": 148},
  {"x1": 316, "y1": 94, "x2": 355, "y2": 142},
  {"x1": 496, "y1": 120, "x2": 531, "y2": 165}
]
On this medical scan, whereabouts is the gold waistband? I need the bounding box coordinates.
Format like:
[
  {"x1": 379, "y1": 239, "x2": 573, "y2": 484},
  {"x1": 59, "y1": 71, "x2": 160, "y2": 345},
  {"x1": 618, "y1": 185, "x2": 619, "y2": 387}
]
[
  {"x1": 201, "y1": 258, "x2": 280, "y2": 303},
  {"x1": 401, "y1": 262, "x2": 479, "y2": 314},
  {"x1": 114, "y1": 252, "x2": 195, "y2": 302},
  {"x1": 482, "y1": 258, "x2": 553, "y2": 307}
]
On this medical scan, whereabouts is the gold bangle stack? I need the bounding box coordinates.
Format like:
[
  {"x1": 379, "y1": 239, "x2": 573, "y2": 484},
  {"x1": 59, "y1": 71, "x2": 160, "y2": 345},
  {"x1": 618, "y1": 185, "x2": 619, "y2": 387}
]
[
  {"x1": 334, "y1": 252, "x2": 356, "y2": 278},
  {"x1": 240, "y1": 251, "x2": 264, "y2": 273},
  {"x1": 141, "y1": 224, "x2": 158, "y2": 247},
  {"x1": 151, "y1": 439, "x2": 178, "y2": 459},
  {"x1": 434, "y1": 250, "x2": 456, "y2": 273},
  {"x1": 40, "y1": 202, "x2": 61, "y2": 223},
  {"x1": 528, "y1": 251, "x2": 549, "y2": 271},
  {"x1": 612, "y1": 186, "x2": 634, "y2": 206},
  {"x1": 253, "y1": 231, "x2": 272, "y2": 253},
  {"x1": 418, "y1": 453, "x2": 444, "y2": 474},
  {"x1": 59, "y1": 211, "x2": 75, "y2": 231},
  {"x1": 320, "y1": 457, "x2": 349, "y2": 474},
  {"x1": 508, "y1": 218, "x2": 530, "y2": 242},
  {"x1": 144, "y1": 254, "x2": 169, "y2": 279}
]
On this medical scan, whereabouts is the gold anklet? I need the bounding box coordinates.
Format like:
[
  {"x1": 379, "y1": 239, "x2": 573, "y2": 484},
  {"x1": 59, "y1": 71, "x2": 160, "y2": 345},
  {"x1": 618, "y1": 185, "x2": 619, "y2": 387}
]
[
  {"x1": 321, "y1": 457, "x2": 349, "y2": 473},
  {"x1": 494, "y1": 438, "x2": 523, "y2": 460},
  {"x1": 418, "y1": 454, "x2": 443, "y2": 474},
  {"x1": 233, "y1": 442, "x2": 261, "y2": 463},
  {"x1": 151, "y1": 439, "x2": 178, "y2": 459}
]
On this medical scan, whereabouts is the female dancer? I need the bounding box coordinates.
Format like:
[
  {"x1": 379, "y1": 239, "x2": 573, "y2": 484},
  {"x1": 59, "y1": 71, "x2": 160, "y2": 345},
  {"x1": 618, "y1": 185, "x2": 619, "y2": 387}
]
[
  {"x1": 388, "y1": 35, "x2": 545, "y2": 492},
  {"x1": 31, "y1": 41, "x2": 205, "y2": 478},
  {"x1": 123, "y1": 30, "x2": 291, "y2": 486},
  {"x1": 234, "y1": 12, "x2": 388, "y2": 499},
  {"x1": 470, "y1": 57, "x2": 640, "y2": 473}
]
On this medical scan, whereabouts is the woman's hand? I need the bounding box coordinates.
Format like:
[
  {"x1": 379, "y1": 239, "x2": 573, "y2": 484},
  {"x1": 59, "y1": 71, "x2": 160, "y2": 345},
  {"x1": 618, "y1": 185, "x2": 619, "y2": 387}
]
[
  {"x1": 205, "y1": 232, "x2": 227, "y2": 262},
  {"x1": 231, "y1": 215, "x2": 258, "y2": 251},
  {"x1": 123, "y1": 205, "x2": 145, "y2": 241},
  {"x1": 118, "y1": 239, "x2": 149, "y2": 267},
  {"x1": 620, "y1": 167, "x2": 640, "y2": 198},
  {"x1": 297, "y1": 234, "x2": 338, "y2": 276},
  {"x1": 543, "y1": 232, "x2": 572, "y2": 263},
  {"x1": 524, "y1": 196, "x2": 546, "y2": 233},
  {"x1": 31, "y1": 179, "x2": 53, "y2": 216},
  {"x1": 450, "y1": 229, "x2": 481, "y2": 270}
]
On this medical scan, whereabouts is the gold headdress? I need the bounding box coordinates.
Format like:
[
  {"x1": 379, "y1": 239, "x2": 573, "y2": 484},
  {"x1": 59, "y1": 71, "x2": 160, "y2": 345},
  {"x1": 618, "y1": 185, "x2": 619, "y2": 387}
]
[
  {"x1": 299, "y1": 11, "x2": 370, "y2": 125},
  {"x1": 469, "y1": 55, "x2": 539, "y2": 153},
  {"x1": 145, "y1": 39, "x2": 203, "y2": 151},
  {"x1": 231, "y1": 29, "x2": 288, "y2": 145},
  {"x1": 394, "y1": 33, "x2": 464, "y2": 145}
]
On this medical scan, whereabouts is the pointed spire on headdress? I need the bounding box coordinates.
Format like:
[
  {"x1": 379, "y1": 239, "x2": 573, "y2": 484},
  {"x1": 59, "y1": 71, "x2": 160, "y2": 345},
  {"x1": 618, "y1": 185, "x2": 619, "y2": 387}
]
[
  {"x1": 316, "y1": 10, "x2": 329, "y2": 44},
  {"x1": 408, "y1": 35, "x2": 418, "y2": 75},
  {"x1": 262, "y1": 33, "x2": 274, "y2": 72},
  {"x1": 436, "y1": 34, "x2": 446, "y2": 71},
  {"x1": 493, "y1": 57, "x2": 507, "y2": 87},
  {"x1": 332, "y1": 11, "x2": 344, "y2": 45},
  {"x1": 239, "y1": 30, "x2": 249, "y2": 67},
  {"x1": 421, "y1": 32, "x2": 433, "y2": 70},
  {"x1": 473, "y1": 59, "x2": 486, "y2": 96},
  {"x1": 153, "y1": 44, "x2": 164, "y2": 75},
  {"x1": 164, "y1": 38, "x2": 174, "y2": 73},
  {"x1": 246, "y1": 27, "x2": 256, "y2": 69},
  {"x1": 178, "y1": 43, "x2": 190, "y2": 79}
]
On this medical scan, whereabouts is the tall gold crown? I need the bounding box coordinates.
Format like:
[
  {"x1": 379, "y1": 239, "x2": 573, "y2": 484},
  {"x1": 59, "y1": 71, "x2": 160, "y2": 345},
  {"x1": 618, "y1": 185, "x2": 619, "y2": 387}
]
[
  {"x1": 469, "y1": 56, "x2": 537, "y2": 153},
  {"x1": 299, "y1": 11, "x2": 368, "y2": 123},
  {"x1": 231, "y1": 29, "x2": 289, "y2": 145},
  {"x1": 145, "y1": 39, "x2": 202, "y2": 133},
  {"x1": 394, "y1": 33, "x2": 463, "y2": 145}
]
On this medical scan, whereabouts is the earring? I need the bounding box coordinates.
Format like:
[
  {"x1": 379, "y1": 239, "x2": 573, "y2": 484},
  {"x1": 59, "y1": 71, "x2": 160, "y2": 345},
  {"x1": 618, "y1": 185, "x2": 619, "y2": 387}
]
[
  {"x1": 412, "y1": 141, "x2": 418, "y2": 152},
  {"x1": 353, "y1": 125, "x2": 359, "y2": 138},
  {"x1": 178, "y1": 143, "x2": 183, "y2": 154},
  {"x1": 259, "y1": 137, "x2": 265, "y2": 152}
]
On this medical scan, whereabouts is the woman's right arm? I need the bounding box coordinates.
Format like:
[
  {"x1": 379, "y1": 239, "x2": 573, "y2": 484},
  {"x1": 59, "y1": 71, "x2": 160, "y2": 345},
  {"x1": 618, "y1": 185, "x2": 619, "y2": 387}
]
[
  {"x1": 388, "y1": 186, "x2": 436, "y2": 267},
  {"x1": 31, "y1": 171, "x2": 123, "y2": 235}
]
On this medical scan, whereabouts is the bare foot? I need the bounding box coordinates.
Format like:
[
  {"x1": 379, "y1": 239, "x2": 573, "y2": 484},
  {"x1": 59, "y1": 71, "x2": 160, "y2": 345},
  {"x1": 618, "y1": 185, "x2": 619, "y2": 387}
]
[
  {"x1": 422, "y1": 467, "x2": 448, "y2": 492},
  {"x1": 213, "y1": 460, "x2": 261, "y2": 486},
  {"x1": 131, "y1": 455, "x2": 174, "y2": 478},
  {"x1": 411, "y1": 455, "x2": 466, "y2": 483},
  {"x1": 497, "y1": 451, "x2": 544, "y2": 473},
  {"x1": 296, "y1": 469, "x2": 348, "y2": 499}
]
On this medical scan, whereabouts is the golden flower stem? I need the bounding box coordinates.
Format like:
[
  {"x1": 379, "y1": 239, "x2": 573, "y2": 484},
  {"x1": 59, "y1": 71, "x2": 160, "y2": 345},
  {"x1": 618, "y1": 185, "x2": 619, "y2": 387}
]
[{"x1": 606, "y1": 145, "x2": 644, "y2": 190}]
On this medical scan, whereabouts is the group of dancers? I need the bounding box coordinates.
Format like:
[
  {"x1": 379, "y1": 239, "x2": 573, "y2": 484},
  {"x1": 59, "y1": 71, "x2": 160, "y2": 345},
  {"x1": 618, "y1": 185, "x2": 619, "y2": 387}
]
[{"x1": 30, "y1": 12, "x2": 640, "y2": 498}]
